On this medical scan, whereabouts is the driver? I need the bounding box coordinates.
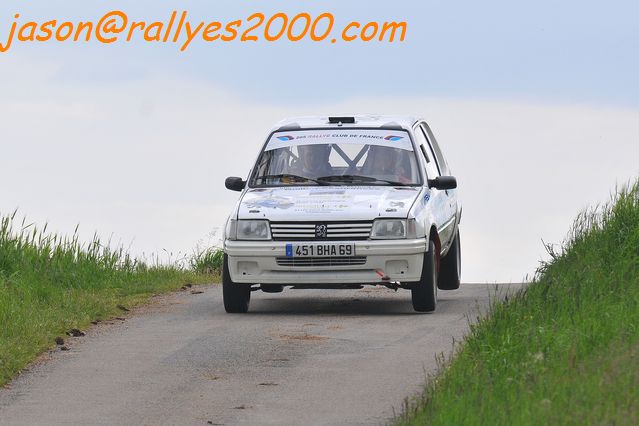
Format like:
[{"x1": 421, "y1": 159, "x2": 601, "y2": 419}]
[{"x1": 290, "y1": 144, "x2": 333, "y2": 178}]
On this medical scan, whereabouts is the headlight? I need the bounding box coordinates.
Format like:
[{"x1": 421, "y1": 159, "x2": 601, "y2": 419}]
[
  {"x1": 370, "y1": 219, "x2": 406, "y2": 239},
  {"x1": 236, "y1": 220, "x2": 271, "y2": 240}
]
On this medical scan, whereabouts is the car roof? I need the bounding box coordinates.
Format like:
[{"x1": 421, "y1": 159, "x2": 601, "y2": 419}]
[{"x1": 271, "y1": 115, "x2": 421, "y2": 132}]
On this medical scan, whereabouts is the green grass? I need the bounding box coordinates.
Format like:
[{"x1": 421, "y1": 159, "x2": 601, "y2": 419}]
[
  {"x1": 0, "y1": 212, "x2": 221, "y2": 387},
  {"x1": 190, "y1": 246, "x2": 224, "y2": 275},
  {"x1": 399, "y1": 181, "x2": 639, "y2": 425}
]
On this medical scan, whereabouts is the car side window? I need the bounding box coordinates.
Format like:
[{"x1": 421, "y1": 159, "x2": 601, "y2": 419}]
[
  {"x1": 420, "y1": 123, "x2": 450, "y2": 176},
  {"x1": 413, "y1": 125, "x2": 440, "y2": 179}
]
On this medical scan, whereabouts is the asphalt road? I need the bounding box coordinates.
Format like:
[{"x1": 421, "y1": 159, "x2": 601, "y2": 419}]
[{"x1": 0, "y1": 283, "x2": 522, "y2": 426}]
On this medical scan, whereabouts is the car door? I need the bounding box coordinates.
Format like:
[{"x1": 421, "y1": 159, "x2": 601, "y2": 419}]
[
  {"x1": 418, "y1": 123, "x2": 457, "y2": 252},
  {"x1": 413, "y1": 124, "x2": 449, "y2": 251}
]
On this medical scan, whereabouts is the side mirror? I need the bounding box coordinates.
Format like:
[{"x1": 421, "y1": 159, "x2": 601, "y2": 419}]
[
  {"x1": 225, "y1": 177, "x2": 246, "y2": 192},
  {"x1": 428, "y1": 176, "x2": 457, "y2": 190}
]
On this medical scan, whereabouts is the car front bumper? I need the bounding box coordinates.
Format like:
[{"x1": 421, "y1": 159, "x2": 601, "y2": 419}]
[{"x1": 224, "y1": 239, "x2": 426, "y2": 285}]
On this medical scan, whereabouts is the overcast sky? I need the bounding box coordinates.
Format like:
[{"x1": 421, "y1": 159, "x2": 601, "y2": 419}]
[{"x1": 1, "y1": 1, "x2": 638, "y2": 282}]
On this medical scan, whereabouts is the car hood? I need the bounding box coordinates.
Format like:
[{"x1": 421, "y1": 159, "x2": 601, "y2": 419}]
[{"x1": 237, "y1": 186, "x2": 421, "y2": 221}]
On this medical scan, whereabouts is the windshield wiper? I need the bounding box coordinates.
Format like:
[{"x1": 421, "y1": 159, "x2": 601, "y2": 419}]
[
  {"x1": 318, "y1": 174, "x2": 375, "y2": 183},
  {"x1": 255, "y1": 174, "x2": 329, "y2": 185},
  {"x1": 317, "y1": 175, "x2": 409, "y2": 186}
]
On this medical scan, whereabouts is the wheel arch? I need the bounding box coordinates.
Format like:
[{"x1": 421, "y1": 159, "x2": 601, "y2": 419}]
[{"x1": 428, "y1": 226, "x2": 442, "y2": 273}]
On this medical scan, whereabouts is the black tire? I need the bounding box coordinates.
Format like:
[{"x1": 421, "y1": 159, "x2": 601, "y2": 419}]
[
  {"x1": 438, "y1": 229, "x2": 461, "y2": 290},
  {"x1": 261, "y1": 284, "x2": 284, "y2": 293},
  {"x1": 411, "y1": 240, "x2": 438, "y2": 312},
  {"x1": 222, "y1": 254, "x2": 251, "y2": 313}
]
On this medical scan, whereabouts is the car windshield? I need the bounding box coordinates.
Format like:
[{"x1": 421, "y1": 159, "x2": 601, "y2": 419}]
[{"x1": 250, "y1": 129, "x2": 421, "y2": 186}]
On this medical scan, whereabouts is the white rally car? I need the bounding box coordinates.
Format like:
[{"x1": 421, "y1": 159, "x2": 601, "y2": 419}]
[{"x1": 222, "y1": 115, "x2": 461, "y2": 313}]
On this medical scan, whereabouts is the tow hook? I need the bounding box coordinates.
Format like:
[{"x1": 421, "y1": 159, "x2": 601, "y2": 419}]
[
  {"x1": 375, "y1": 269, "x2": 390, "y2": 281},
  {"x1": 384, "y1": 282, "x2": 400, "y2": 291},
  {"x1": 376, "y1": 270, "x2": 400, "y2": 291}
]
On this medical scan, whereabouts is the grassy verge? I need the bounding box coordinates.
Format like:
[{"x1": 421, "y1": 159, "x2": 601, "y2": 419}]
[
  {"x1": 399, "y1": 181, "x2": 639, "y2": 425},
  {"x1": 0, "y1": 212, "x2": 221, "y2": 387}
]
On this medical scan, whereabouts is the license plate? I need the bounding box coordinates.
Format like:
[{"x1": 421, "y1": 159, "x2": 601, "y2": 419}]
[{"x1": 285, "y1": 243, "x2": 355, "y2": 258}]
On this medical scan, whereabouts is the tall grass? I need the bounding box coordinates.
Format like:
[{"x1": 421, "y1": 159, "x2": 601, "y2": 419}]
[
  {"x1": 190, "y1": 246, "x2": 224, "y2": 275},
  {"x1": 0, "y1": 212, "x2": 216, "y2": 386},
  {"x1": 399, "y1": 181, "x2": 639, "y2": 425}
]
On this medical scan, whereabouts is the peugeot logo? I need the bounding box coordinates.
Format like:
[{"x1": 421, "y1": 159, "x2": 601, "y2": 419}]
[{"x1": 315, "y1": 224, "x2": 328, "y2": 238}]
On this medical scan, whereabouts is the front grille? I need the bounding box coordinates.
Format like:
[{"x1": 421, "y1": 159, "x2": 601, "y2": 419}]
[
  {"x1": 271, "y1": 221, "x2": 372, "y2": 241},
  {"x1": 276, "y1": 256, "x2": 367, "y2": 267}
]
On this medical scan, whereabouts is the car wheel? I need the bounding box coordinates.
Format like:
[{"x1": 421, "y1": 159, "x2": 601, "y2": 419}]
[
  {"x1": 438, "y1": 229, "x2": 461, "y2": 290},
  {"x1": 411, "y1": 240, "x2": 438, "y2": 312},
  {"x1": 222, "y1": 253, "x2": 251, "y2": 313}
]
